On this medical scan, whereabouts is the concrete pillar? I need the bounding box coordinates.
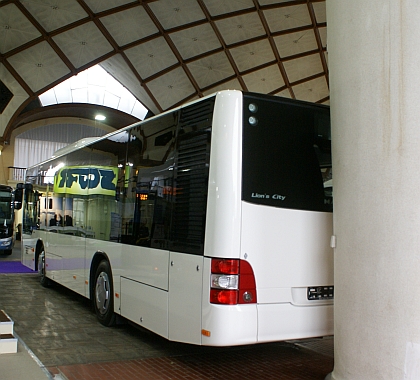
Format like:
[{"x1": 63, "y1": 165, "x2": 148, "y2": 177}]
[{"x1": 327, "y1": 1, "x2": 420, "y2": 378}]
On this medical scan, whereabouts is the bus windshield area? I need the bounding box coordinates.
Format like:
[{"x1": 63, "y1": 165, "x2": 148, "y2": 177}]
[{"x1": 0, "y1": 191, "x2": 13, "y2": 223}]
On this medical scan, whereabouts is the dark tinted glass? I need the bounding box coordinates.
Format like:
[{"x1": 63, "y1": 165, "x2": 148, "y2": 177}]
[
  {"x1": 123, "y1": 113, "x2": 177, "y2": 249},
  {"x1": 121, "y1": 98, "x2": 214, "y2": 255},
  {"x1": 169, "y1": 98, "x2": 214, "y2": 255},
  {"x1": 242, "y1": 93, "x2": 332, "y2": 212}
]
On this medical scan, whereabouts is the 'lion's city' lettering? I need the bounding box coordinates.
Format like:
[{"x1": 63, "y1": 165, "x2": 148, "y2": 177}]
[
  {"x1": 251, "y1": 192, "x2": 286, "y2": 201},
  {"x1": 251, "y1": 192, "x2": 268, "y2": 199},
  {"x1": 272, "y1": 194, "x2": 286, "y2": 201}
]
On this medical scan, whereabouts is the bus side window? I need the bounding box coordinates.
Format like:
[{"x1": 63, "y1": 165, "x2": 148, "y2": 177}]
[{"x1": 122, "y1": 113, "x2": 177, "y2": 249}]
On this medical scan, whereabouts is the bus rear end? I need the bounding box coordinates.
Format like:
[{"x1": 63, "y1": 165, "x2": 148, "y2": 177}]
[{"x1": 202, "y1": 91, "x2": 333, "y2": 346}]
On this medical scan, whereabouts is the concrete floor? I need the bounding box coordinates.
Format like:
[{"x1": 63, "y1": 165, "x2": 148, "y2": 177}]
[{"x1": 0, "y1": 245, "x2": 334, "y2": 379}]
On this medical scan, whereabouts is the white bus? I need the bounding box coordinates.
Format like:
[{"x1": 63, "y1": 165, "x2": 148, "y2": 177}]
[
  {"x1": 21, "y1": 90, "x2": 333, "y2": 346},
  {"x1": 0, "y1": 184, "x2": 17, "y2": 255}
]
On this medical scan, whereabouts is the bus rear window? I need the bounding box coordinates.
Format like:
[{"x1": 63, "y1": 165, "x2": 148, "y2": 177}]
[{"x1": 242, "y1": 94, "x2": 332, "y2": 213}]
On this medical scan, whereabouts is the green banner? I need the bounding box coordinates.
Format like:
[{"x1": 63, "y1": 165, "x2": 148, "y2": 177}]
[{"x1": 53, "y1": 166, "x2": 118, "y2": 196}]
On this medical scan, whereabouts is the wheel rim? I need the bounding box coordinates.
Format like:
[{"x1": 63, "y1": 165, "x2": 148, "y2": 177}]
[{"x1": 95, "y1": 271, "x2": 110, "y2": 315}]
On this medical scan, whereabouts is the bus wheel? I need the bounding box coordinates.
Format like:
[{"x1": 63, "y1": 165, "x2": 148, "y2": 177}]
[
  {"x1": 38, "y1": 248, "x2": 50, "y2": 288},
  {"x1": 93, "y1": 260, "x2": 116, "y2": 327}
]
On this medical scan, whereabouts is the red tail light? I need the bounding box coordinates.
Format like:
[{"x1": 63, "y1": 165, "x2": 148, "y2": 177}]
[
  {"x1": 210, "y1": 258, "x2": 257, "y2": 305},
  {"x1": 210, "y1": 289, "x2": 238, "y2": 305},
  {"x1": 211, "y1": 259, "x2": 239, "y2": 274}
]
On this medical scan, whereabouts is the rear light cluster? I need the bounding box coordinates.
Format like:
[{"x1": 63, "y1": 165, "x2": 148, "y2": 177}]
[{"x1": 210, "y1": 258, "x2": 257, "y2": 305}]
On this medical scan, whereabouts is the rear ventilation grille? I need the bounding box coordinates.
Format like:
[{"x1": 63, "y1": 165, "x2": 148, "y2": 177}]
[
  {"x1": 171, "y1": 132, "x2": 210, "y2": 254},
  {"x1": 179, "y1": 98, "x2": 214, "y2": 132}
]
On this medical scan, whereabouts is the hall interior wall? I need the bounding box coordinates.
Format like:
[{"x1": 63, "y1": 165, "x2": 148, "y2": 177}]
[{"x1": 0, "y1": 118, "x2": 115, "y2": 188}]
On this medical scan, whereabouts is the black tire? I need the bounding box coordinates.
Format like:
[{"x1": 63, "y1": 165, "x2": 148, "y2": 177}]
[
  {"x1": 38, "y1": 248, "x2": 50, "y2": 287},
  {"x1": 3, "y1": 249, "x2": 12, "y2": 255},
  {"x1": 93, "y1": 260, "x2": 116, "y2": 326}
]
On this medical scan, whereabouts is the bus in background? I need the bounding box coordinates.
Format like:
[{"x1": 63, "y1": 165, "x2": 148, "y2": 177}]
[
  {"x1": 21, "y1": 90, "x2": 333, "y2": 346},
  {"x1": 0, "y1": 184, "x2": 18, "y2": 255},
  {"x1": 18, "y1": 183, "x2": 42, "y2": 269}
]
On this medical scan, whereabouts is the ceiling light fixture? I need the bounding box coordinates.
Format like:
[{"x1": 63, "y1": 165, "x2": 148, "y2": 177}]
[{"x1": 95, "y1": 114, "x2": 106, "y2": 121}]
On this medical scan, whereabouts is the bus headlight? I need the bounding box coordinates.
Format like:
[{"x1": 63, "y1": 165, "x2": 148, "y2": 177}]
[{"x1": 0, "y1": 237, "x2": 12, "y2": 246}]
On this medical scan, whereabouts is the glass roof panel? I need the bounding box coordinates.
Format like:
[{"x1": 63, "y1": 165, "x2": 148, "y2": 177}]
[{"x1": 39, "y1": 64, "x2": 148, "y2": 120}]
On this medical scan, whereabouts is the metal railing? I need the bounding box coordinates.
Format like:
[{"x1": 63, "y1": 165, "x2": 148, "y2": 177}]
[{"x1": 8, "y1": 167, "x2": 26, "y2": 182}]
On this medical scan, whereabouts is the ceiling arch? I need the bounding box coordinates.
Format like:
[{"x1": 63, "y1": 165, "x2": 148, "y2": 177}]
[{"x1": 0, "y1": 0, "x2": 328, "y2": 144}]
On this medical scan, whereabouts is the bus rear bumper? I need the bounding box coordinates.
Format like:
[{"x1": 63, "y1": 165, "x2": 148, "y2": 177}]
[
  {"x1": 257, "y1": 303, "x2": 334, "y2": 342},
  {"x1": 201, "y1": 304, "x2": 258, "y2": 346},
  {"x1": 201, "y1": 302, "x2": 333, "y2": 346}
]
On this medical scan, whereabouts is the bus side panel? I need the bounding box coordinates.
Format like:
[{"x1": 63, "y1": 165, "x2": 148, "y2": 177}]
[
  {"x1": 201, "y1": 258, "x2": 258, "y2": 346},
  {"x1": 258, "y1": 303, "x2": 334, "y2": 341},
  {"x1": 21, "y1": 229, "x2": 47, "y2": 270},
  {"x1": 120, "y1": 277, "x2": 168, "y2": 339},
  {"x1": 21, "y1": 239, "x2": 36, "y2": 270},
  {"x1": 85, "y1": 241, "x2": 168, "y2": 322},
  {"x1": 204, "y1": 91, "x2": 243, "y2": 260},
  {"x1": 47, "y1": 232, "x2": 86, "y2": 296},
  {"x1": 168, "y1": 252, "x2": 203, "y2": 345},
  {"x1": 44, "y1": 252, "x2": 63, "y2": 283},
  {"x1": 118, "y1": 246, "x2": 169, "y2": 291}
]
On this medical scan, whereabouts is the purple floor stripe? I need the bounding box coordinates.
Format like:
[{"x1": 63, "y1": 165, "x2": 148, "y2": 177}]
[{"x1": 0, "y1": 261, "x2": 35, "y2": 274}]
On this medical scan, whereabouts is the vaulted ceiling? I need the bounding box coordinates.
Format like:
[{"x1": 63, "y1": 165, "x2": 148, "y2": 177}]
[{"x1": 0, "y1": 0, "x2": 328, "y2": 145}]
